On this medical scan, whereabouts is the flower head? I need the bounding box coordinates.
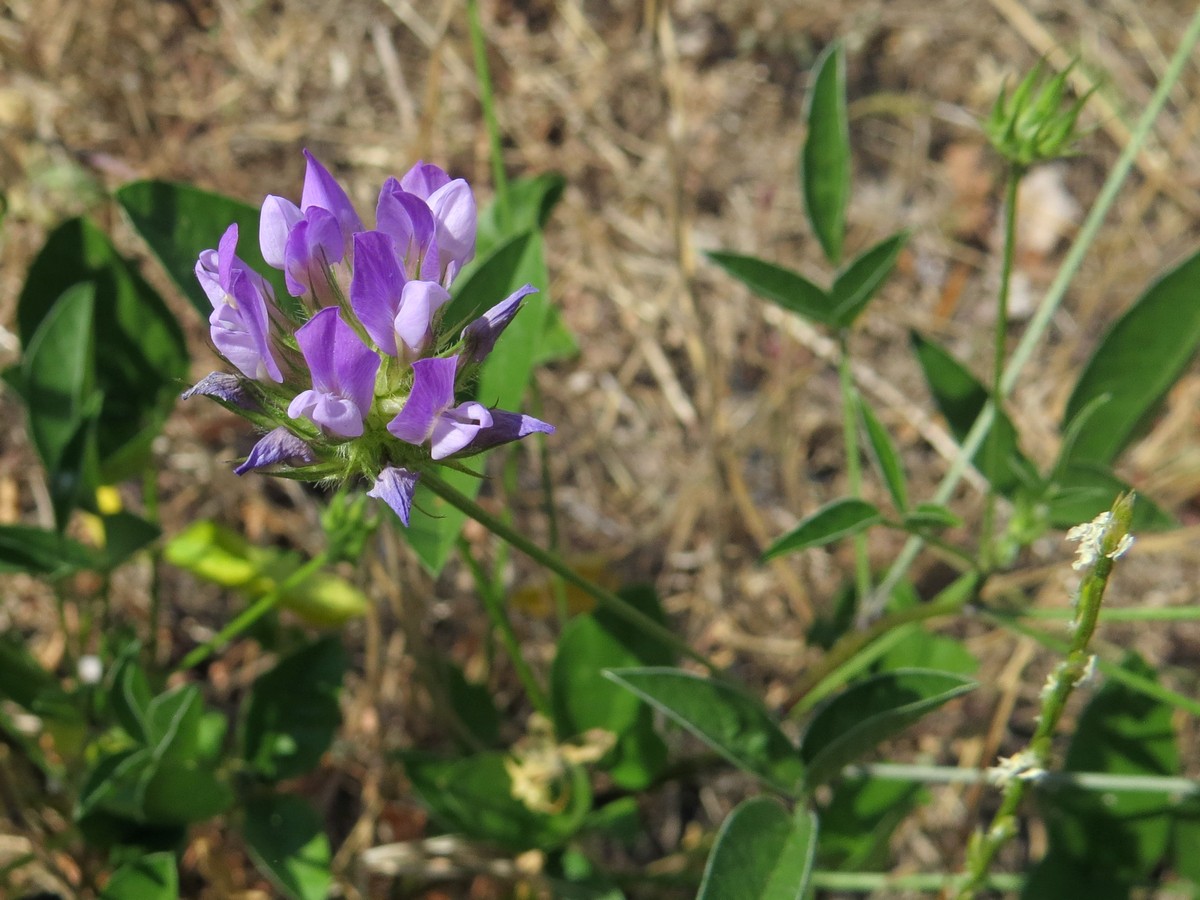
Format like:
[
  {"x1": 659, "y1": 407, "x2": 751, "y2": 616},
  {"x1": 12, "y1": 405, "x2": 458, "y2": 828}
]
[{"x1": 186, "y1": 150, "x2": 554, "y2": 524}]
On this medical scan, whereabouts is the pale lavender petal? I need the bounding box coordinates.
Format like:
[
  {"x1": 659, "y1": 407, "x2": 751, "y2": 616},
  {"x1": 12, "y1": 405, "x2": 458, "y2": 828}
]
[
  {"x1": 234, "y1": 427, "x2": 315, "y2": 475},
  {"x1": 331, "y1": 317, "x2": 381, "y2": 418},
  {"x1": 393, "y1": 280, "x2": 451, "y2": 354},
  {"x1": 461, "y1": 284, "x2": 537, "y2": 362},
  {"x1": 195, "y1": 249, "x2": 223, "y2": 307},
  {"x1": 459, "y1": 409, "x2": 555, "y2": 455},
  {"x1": 367, "y1": 467, "x2": 420, "y2": 526},
  {"x1": 181, "y1": 372, "x2": 253, "y2": 408},
  {"x1": 216, "y1": 223, "x2": 239, "y2": 289},
  {"x1": 300, "y1": 148, "x2": 363, "y2": 243},
  {"x1": 387, "y1": 355, "x2": 457, "y2": 445},
  {"x1": 294, "y1": 307, "x2": 340, "y2": 391},
  {"x1": 399, "y1": 161, "x2": 451, "y2": 199},
  {"x1": 260, "y1": 195, "x2": 303, "y2": 269},
  {"x1": 229, "y1": 271, "x2": 283, "y2": 382},
  {"x1": 427, "y1": 179, "x2": 476, "y2": 272},
  {"x1": 283, "y1": 207, "x2": 344, "y2": 298},
  {"x1": 350, "y1": 230, "x2": 405, "y2": 355},
  {"x1": 376, "y1": 180, "x2": 440, "y2": 280},
  {"x1": 429, "y1": 401, "x2": 492, "y2": 460}
]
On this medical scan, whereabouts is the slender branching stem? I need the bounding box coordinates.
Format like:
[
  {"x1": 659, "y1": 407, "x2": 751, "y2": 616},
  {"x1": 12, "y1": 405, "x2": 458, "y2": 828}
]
[
  {"x1": 837, "y1": 331, "x2": 872, "y2": 607},
  {"x1": 466, "y1": 0, "x2": 511, "y2": 232}
]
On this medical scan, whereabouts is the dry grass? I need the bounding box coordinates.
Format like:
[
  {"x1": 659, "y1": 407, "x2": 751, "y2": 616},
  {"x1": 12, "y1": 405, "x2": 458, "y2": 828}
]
[{"x1": 2, "y1": 0, "x2": 1200, "y2": 895}]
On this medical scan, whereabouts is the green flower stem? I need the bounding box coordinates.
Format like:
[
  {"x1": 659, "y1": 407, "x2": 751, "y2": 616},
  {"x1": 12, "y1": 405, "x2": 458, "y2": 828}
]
[
  {"x1": 861, "y1": 7, "x2": 1200, "y2": 621},
  {"x1": 421, "y1": 471, "x2": 720, "y2": 674},
  {"x1": 812, "y1": 871, "x2": 1023, "y2": 894},
  {"x1": 837, "y1": 332, "x2": 872, "y2": 607},
  {"x1": 177, "y1": 551, "x2": 330, "y2": 671},
  {"x1": 456, "y1": 535, "x2": 551, "y2": 715},
  {"x1": 956, "y1": 495, "x2": 1133, "y2": 899},
  {"x1": 850, "y1": 761, "x2": 1200, "y2": 797},
  {"x1": 1022, "y1": 605, "x2": 1200, "y2": 622},
  {"x1": 467, "y1": 0, "x2": 511, "y2": 233},
  {"x1": 143, "y1": 466, "x2": 163, "y2": 664},
  {"x1": 980, "y1": 166, "x2": 1022, "y2": 571}
]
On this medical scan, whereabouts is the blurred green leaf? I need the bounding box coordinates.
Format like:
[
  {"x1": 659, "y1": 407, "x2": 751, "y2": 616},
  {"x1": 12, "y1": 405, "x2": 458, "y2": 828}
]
[
  {"x1": 698, "y1": 799, "x2": 818, "y2": 900},
  {"x1": 762, "y1": 498, "x2": 882, "y2": 561},
  {"x1": 443, "y1": 660, "x2": 501, "y2": 749},
  {"x1": 116, "y1": 180, "x2": 288, "y2": 319},
  {"x1": 802, "y1": 41, "x2": 850, "y2": 266},
  {"x1": 832, "y1": 232, "x2": 907, "y2": 326},
  {"x1": 858, "y1": 397, "x2": 907, "y2": 511},
  {"x1": 706, "y1": 252, "x2": 835, "y2": 327},
  {"x1": 476, "y1": 173, "x2": 566, "y2": 255},
  {"x1": 818, "y1": 776, "x2": 924, "y2": 870},
  {"x1": 241, "y1": 636, "x2": 346, "y2": 781},
  {"x1": 1038, "y1": 654, "x2": 1179, "y2": 883},
  {"x1": 1063, "y1": 252, "x2": 1200, "y2": 465},
  {"x1": 243, "y1": 793, "x2": 331, "y2": 900},
  {"x1": 0, "y1": 635, "x2": 72, "y2": 714},
  {"x1": 0, "y1": 524, "x2": 102, "y2": 576},
  {"x1": 102, "y1": 511, "x2": 161, "y2": 568},
  {"x1": 605, "y1": 667, "x2": 804, "y2": 793},
  {"x1": 99, "y1": 851, "x2": 178, "y2": 900},
  {"x1": 900, "y1": 503, "x2": 962, "y2": 531},
  {"x1": 17, "y1": 217, "x2": 188, "y2": 483},
  {"x1": 911, "y1": 332, "x2": 1035, "y2": 496},
  {"x1": 799, "y1": 669, "x2": 975, "y2": 790},
  {"x1": 1045, "y1": 463, "x2": 1173, "y2": 531},
  {"x1": 403, "y1": 750, "x2": 592, "y2": 851}
]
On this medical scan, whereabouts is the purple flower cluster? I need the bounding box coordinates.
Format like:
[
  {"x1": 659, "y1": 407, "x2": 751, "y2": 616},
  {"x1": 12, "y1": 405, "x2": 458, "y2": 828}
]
[{"x1": 187, "y1": 150, "x2": 553, "y2": 524}]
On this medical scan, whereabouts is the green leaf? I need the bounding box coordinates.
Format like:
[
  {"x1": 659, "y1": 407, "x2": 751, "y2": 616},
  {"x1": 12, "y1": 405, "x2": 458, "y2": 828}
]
[
  {"x1": 900, "y1": 503, "x2": 962, "y2": 531},
  {"x1": 100, "y1": 852, "x2": 178, "y2": 900},
  {"x1": 1045, "y1": 463, "x2": 1174, "y2": 532},
  {"x1": 802, "y1": 41, "x2": 850, "y2": 266},
  {"x1": 832, "y1": 232, "x2": 907, "y2": 326},
  {"x1": 1022, "y1": 852, "x2": 1131, "y2": 900},
  {"x1": 604, "y1": 668, "x2": 804, "y2": 793},
  {"x1": 552, "y1": 586, "x2": 673, "y2": 740},
  {"x1": 698, "y1": 799, "x2": 818, "y2": 900},
  {"x1": 858, "y1": 398, "x2": 907, "y2": 511},
  {"x1": 402, "y1": 751, "x2": 592, "y2": 851},
  {"x1": 706, "y1": 252, "x2": 835, "y2": 327},
  {"x1": 242, "y1": 793, "x2": 331, "y2": 900},
  {"x1": 442, "y1": 660, "x2": 501, "y2": 749},
  {"x1": 799, "y1": 669, "x2": 975, "y2": 790},
  {"x1": 1063, "y1": 247, "x2": 1200, "y2": 465},
  {"x1": 102, "y1": 511, "x2": 161, "y2": 569},
  {"x1": 476, "y1": 173, "x2": 566, "y2": 255},
  {"x1": 0, "y1": 524, "x2": 102, "y2": 576},
  {"x1": 910, "y1": 332, "x2": 1035, "y2": 496},
  {"x1": 1039, "y1": 654, "x2": 1179, "y2": 882},
  {"x1": 0, "y1": 635, "x2": 72, "y2": 714},
  {"x1": 817, "y1": 776, "x2": 924, "y2": 870},
  {"x1": 18, "y1": 218, "x2": 189, "y2": 483},
  {"x1": 762, "y1": 498, "x2": 882, "y2": 561},
  {"x1": 241, "y1": 636, "x2": 346, "y2": 781},
  {"x1": 116, "y1": 180, "x2": 289, "y2": 320},
  {"x1": 19, "y1": 283, "x2": 100, "y2": 527}
]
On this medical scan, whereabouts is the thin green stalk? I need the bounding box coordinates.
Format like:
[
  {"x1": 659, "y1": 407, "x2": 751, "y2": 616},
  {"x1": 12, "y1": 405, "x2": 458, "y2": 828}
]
[
  {"x1": 457, "y1": 536, "x2": 551, "y2": 715},
  {"x1": 177, "y1": 552, "x2": 329, "y2": 670},
  {"x1": 956, "y1": 495, "x2": 1134, "y2": 898},
  {"x1": 1022, "y1": 605, "x2": 1200, "y2": 622},
  {"x1": 981, "y1": 167, "x2": 1022, "y2": 570},
  {"x1": 862, "y1": 9, "x2": 1200, "y2": 620},
  {"x1": 852, "y1": 761, "x2": 1200, "y2": 797},
  {"x1": 531, "y1": 381, "x2": 570, "y2": 623},
  {"x1": 421, "y1": 470, "x2": 720, "y2": 674},
  {"x1": 467, "y1": 0, "x2": 511, "y2": 232},
  {"x1": 143, "y1": 467, "x2": 163, "y2": 664},
  {"x1": 837, "y1": 332, "x2": 871, "y2": 607},
  {"x1": 812, "y1": 871, "x2": 1024, "y2": 893}
]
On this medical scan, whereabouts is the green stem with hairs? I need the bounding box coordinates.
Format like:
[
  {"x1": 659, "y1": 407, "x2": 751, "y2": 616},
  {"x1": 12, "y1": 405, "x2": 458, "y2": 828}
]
[{"x1": 466, "y1": 0, "x2": 511, "y2": 232}]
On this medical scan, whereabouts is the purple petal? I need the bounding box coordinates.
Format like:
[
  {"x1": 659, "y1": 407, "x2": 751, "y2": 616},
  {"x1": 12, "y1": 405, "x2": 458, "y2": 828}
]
[
  {"x1": 427, "y1": 179, "x2": 476, "y2": 274},
  {"x1": 399, "y1": 161, "x2": 451, "y2": 199},
  {"x1": 387, "y1": 355, "x2": 457, "y2": 445},
  {"x1": 376, "y1": 179, "x2": 440, "y2": 281},
  {"x1": 367, "y1": 466, "x2": 420, "y2": 526},
  {"x1": 460, "y1": 409, "x2": 555, "y2": 454},
  {"x1": 260, "y1": 195, "x2": 303, "y2": 269},
  {"x1": 350, "y1": 231, "x2": 406, "y2": 355},
  {"x1": 300, "y1": 148, "x2": 363, "y2": 244},
  {"x1": 195, "y1": 249, "x2": 222, "y2": 307},
  {"x1": 430, "y1": 401, "x2": 492, "y2": 459},
  {"x1": 209, "y1": 272, "x2": 283, "y2": 383},
  {"x1": 181, "y1": 372, "x2": 254, "y2": 408},
  {"x1": 291, "y1": 308, "x2": 380, "y2": 436},
  {"x1": 461, "y1": 284, "x2": 537, "y2": 362},
  {"x1": 216, "y1": 223, "x2": 239, "y2": 290},
  {"x1": 234, "y1": 427, "x2": 315, "y2": 475},
  {"x1": 394, "y1": 280, "x2": 451, "y2": 355},
  {"x1": 283, "y1": 207, "x2": 344, "y2": 299}
]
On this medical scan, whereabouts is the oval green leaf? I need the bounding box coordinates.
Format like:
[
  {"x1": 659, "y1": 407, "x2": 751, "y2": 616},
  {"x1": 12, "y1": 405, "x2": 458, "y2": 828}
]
[
  {"x1": 99, "y1": 852, "x2": 178, "y2": 900},
  {"x1": 243, "y1": 793, "x2": 331, "y2": 900},
  {"x1": 706, "y1": 251, "x2": 835, "y2": 327},
  {"x1": 802, "y1": 42, "x2": 850, "y2": 265},
  {"x1": 799, "y1": 669, "x2": 976, "y2": 791},
  {"x1": 857, "y1": 397, "x2": 908, "y2": 511},
  {"x1": 1064, "y1": 247, "x2": 1200, "y2": 465},
  {"x1": 832, "y1": 231, "x2": 907, "y2": 326},
  {"x1": 604, "y1": 667, "x2": 804, "y2": 793},
  {"x1": 762, "y1": 498, "x2": 882, "y2": 562},
  {"x1": 698, "y1": 798, "x2": 818, "y2": 900}
]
